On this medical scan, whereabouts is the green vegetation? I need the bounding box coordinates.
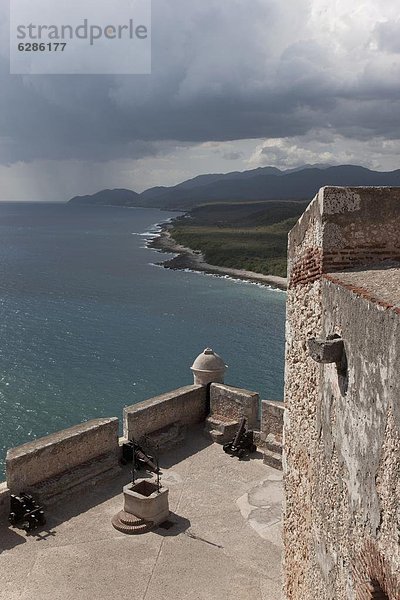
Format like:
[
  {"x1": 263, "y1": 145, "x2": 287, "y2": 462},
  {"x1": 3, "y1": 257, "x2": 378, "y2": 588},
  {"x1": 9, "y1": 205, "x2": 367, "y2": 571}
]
[{"x1": 171, "y1": 200, "x2": 308, "y2": 277}]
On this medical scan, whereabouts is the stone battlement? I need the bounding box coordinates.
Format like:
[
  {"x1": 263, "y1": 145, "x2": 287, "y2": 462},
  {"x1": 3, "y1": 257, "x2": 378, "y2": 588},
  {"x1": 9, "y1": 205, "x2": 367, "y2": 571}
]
[
  {"x1": 1, "y1": 380, "x2": 284, "y2": 521},
  {"x1": 288, "y1": 186, "x2": 400, "y2": 288}
]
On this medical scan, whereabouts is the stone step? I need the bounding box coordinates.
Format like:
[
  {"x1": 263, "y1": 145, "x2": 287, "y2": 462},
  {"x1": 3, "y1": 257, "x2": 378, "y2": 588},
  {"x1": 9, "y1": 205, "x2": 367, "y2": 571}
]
[
  {"x1": 112, "y1": 510, "x2": 154, "y2": 535},
  {"x1": 265, "y1": 433, "x2": 283, "y2": 455},
  {"x1": 28, "y1": 453, "x2": 120, "y2": 505},
  {"x1": 208, "y1": 430, "x2": 225, "y2": 444},
  {"x1": 118, "y1": 512, "x2": 148, "y2": 527},
  {"x1": 204, "y1": 416, "x2": 239, "y2": 444},
  {"x1": 263, "y1": 448, "x2": 283, "y2": 471},
  {"x1": 252, "y1": 430, "x2": 262, "y2": 448},
  {"x1": 205, "y1": 415, "x2": 239, "y2": 431}
]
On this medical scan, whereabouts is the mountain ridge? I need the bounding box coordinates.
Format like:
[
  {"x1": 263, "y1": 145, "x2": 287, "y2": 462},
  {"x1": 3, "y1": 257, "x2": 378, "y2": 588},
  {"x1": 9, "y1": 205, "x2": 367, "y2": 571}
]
[{"x1": 69, "y1": 165, "x2": 400, "y2": 209}]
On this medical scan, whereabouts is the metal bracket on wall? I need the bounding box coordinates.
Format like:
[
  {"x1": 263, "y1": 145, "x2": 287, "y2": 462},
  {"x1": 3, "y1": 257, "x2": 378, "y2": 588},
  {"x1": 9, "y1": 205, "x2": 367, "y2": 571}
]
[{"x1": 307, "y1": 337, "x2": 344, "y2": 364}]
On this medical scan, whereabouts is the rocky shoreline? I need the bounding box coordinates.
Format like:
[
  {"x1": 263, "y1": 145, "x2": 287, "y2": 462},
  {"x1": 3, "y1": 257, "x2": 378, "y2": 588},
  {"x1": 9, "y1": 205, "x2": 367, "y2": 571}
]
[{"x1": 147, "y1": 224, "x2": 288, "y2": 291}]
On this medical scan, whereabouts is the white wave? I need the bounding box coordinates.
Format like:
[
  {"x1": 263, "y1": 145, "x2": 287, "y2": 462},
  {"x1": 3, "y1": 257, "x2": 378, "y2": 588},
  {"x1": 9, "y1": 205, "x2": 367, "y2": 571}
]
[{"x1": 148, "y1": 263, "x2": 285, "y2": 292}]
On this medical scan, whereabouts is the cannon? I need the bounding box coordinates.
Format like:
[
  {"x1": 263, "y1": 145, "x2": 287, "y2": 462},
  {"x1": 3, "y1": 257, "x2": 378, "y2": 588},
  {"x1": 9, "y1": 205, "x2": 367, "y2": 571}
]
[
  {"x1": 122, "y1": 441, "x2": 159, "y2": 473},
  {"x1": 223, "y1": 417, "x2": 257, "y2": 459},
  {"x1": 8, "y1": 492, "x2": 46, "y2": 533},
  {"x1": 134, "y1": 444, "x2": 159, "y2": 473}
]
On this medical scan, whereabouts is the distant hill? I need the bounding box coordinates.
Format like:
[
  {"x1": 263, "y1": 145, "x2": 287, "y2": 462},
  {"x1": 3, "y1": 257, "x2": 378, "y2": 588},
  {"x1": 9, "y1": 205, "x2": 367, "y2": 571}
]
[
  {"x1": 186, "y1": 200, "x2": 308, "y2": 227},
  {"x1": 69, "y1": 188, "x2": 140, "y2": 206},
  {"x1": 68, "y1": 165, "x2": 400, "y2": 209}
]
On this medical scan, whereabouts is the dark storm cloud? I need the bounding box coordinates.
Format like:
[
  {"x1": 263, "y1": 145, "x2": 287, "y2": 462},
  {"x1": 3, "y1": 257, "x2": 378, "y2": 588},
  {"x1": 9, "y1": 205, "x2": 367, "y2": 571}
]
[{"x1": 0, "y1": 0, "x2": 400, "y2": 165}]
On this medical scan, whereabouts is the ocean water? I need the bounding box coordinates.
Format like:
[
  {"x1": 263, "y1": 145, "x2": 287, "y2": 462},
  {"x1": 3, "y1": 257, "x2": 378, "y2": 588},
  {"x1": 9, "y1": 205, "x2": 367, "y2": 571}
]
[{"x1": 0, "y1": 203, "x2": 286, "y2": 476}]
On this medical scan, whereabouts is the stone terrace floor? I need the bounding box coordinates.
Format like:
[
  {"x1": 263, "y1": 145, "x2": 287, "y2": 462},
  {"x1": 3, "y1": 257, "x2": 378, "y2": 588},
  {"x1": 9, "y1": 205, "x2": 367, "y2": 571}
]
[{"x1": 0, "y1": 425, "x2": 283, "y2": 600}]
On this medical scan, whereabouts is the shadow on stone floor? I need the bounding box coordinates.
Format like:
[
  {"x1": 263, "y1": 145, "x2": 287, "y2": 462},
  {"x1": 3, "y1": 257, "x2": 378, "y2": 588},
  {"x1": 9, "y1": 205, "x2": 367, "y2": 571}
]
[
  {"x1": 157, "y1": 427, "x2": 213, "y2": 470},
  {"x1": 0, "y1": 526, "x2": 27, "y2": 555},
  {"x1": 45, "y1": 468, "x2": 133, "y2": 522},
  {"x1": 153, "y1": 512, "x2": 191, "y2": 537},
  {"x1": 233, "y1": 449, "x2": 264, "y2": 462},
  {"x1": 0, "y1": 467, "x2": 133, "y2": 550}
]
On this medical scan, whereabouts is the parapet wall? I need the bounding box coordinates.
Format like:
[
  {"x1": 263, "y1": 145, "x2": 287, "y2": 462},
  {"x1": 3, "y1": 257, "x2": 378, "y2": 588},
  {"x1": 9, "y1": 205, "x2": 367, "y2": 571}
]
[
  {"x1": 0, "y1": 483, "x2": 10, "y2": 521},
  {"x1": 6, "y1": 417, "x2": 119, "y2": 494},
  {"x1": 210, "y1": 383, "x2": 259, "y2": 428},
  {"x1": 123, "y1": 385, "x2": 208, "y2": 442},
  {"x1": 261, "y1": 400, "x2": 284, "y2": 443}
]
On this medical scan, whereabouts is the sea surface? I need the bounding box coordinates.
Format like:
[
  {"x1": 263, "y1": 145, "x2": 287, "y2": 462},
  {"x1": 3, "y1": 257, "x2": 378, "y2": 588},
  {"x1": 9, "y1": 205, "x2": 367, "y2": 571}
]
[{"x1": 0, "y1": 203, "x2": 286, "y2": 476}]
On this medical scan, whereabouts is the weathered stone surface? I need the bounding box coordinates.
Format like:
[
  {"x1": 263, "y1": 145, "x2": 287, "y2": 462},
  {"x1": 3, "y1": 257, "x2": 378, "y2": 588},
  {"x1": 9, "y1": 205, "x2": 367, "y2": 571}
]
[
  {"x1": 30, "y1": 452, "x2": 121, "y2": 504},
  {"x1": 145, "y1": 422, "x2": 186, "y2": 450},
  {"x1": 260, "y1": 400, "x2": 285, "y2": 444},
  {"x1": 123, "y1": 480, "x2": 169, "y2": 525},
  {"x1": 210, "y1": 383, "x2": 259, "y2": 428},
  {"x1": 190, "y1": 348, "x2": 227, "y2": 385},
  {"x1": 263, "y1": 448, "x2": 283, "y2": 471},
  {"x1": 204, "y1": 415, "x2": 239, "y2": 443},
  {"x1": 236, "y1": 474, "x2": 282, "y2": 543},
  {"x1": 0, "y1": 482, "x2": 10, "y2": 522},
  {"x1": 260, "y1": 402, "x2": 284, "y2": 469},
  {"x1": 265, "y1": 433, "x2": 283, "y2": 455},
  {"x1": 6, "y1": 418, "x2": 119, "y2": 493},
  {"x1": 307, "y1": 337, "x2": 344, "y2": 364},
  {"x1": 123, "y1": 385, "x2": 207, "y2": 442},
  {"x1": 284, "y1": 186, "x2": 400, "y2": 600},
  {"x1": 315, "y1": 278, "x2": 400, "y2": 600}
]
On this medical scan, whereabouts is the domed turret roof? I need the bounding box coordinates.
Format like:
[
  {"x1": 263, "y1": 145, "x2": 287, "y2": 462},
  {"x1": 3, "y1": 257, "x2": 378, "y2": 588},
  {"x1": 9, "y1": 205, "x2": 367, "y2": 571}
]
[{"x1": 191, "y1": 348, "x2": 227, "y2": 373}]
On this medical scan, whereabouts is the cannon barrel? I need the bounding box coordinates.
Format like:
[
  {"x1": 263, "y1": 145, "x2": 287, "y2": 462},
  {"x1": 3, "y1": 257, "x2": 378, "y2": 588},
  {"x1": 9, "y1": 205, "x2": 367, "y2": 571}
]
[
  {"x1": 135, "y1": 447, "x2": 159, "y2": 473},
  {"x1": 223, "y1": 417, "x2": 256, "y2": 459},
  {"x1": 232, "y1": 416, "x2": 247, "y2": 449}
]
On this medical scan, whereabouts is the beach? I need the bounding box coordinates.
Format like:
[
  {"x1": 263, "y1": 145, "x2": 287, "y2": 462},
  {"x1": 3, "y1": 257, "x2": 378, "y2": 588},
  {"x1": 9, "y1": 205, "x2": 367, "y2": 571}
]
[{"x1": 148, "y1": 224, "x2": 288, "y2": 291}]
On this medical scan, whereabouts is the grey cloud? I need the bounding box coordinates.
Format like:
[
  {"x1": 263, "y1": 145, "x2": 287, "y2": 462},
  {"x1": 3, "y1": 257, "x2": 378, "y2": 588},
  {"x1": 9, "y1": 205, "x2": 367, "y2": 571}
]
[
  {"x1": 0, "y1": 0, "x2": 399, "y2": 166},
  {"x1": 222, "y1": 151, "x2": 244, "y2": 160},
  {"x1": 374, "y1": 20, "x2": 400, "y2": 53},
  {"x1": 252, "y1": 129, "x2": 400, "y2": 172}
]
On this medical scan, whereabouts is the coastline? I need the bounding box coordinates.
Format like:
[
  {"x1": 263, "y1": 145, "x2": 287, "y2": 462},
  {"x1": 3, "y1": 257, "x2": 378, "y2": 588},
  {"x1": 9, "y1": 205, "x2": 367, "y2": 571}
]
[{"x1": 147, "y1": 223, "x2": 288, "y2": 291}]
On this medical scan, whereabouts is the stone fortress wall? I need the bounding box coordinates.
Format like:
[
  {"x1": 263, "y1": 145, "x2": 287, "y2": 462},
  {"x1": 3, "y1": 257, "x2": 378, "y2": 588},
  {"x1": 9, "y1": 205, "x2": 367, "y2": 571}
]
[{"x1": 284, "y1": 187, "x2": 400, "y2": 600}]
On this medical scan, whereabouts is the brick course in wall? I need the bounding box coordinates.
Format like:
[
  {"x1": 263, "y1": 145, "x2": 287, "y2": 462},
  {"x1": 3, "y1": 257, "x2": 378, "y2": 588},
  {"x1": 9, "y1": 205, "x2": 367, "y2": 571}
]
[
  {"x1": 288, "y1": 187, "x2": 400, "y2": 290},
  {"x1": 289, "y1": 248, "x2": 323, "y2": 287},
  {"x1": 290, "y1": 246, "x2": 400, "y2": 289}
]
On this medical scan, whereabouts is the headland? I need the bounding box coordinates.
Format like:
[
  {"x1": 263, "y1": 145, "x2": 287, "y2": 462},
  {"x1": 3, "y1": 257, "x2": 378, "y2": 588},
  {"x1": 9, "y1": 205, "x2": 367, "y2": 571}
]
[{"x1": 148, "y1": 223, "x2": 288, "y2": 290}]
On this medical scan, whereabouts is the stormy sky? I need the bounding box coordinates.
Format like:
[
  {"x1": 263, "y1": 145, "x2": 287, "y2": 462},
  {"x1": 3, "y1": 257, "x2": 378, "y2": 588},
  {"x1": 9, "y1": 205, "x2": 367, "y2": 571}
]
[{"x1": 1, "y1": 0, "x2": 400, "y2": 200}]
